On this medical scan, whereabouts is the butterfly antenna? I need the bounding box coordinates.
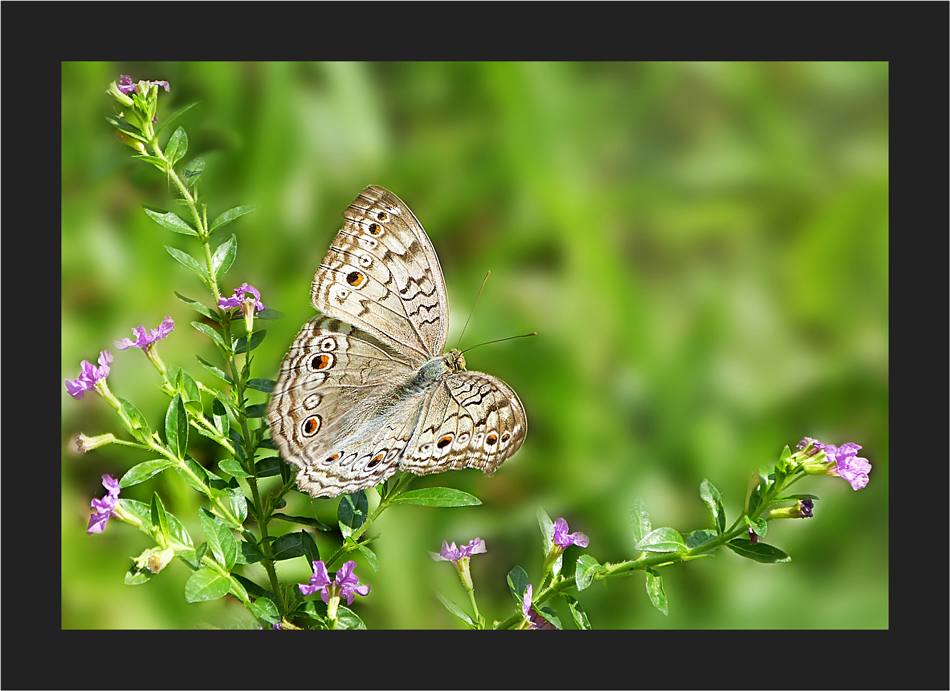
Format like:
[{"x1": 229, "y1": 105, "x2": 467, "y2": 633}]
[
  {"x1": 456, "y1": 271, "x2": 492, "y2": 351},
  {"x1": 460, "y1": 331, "x2": 537, "y2": 356}
]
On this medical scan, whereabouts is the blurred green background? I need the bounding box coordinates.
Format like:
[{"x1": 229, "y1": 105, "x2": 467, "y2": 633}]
[{"x1": 62, "y1": 62, "x2": 888, "y2": 629}]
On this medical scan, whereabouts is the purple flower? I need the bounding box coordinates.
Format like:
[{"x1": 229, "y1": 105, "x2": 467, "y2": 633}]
[
  {"x1": 117, "y1": 75, "x2": 136, "y2": 95},
  {"x1": 87, "y1": 474, "x2": 121, "y2": 534},
  {"x1": 521, "y1": 584, "x2": 555, "y2": 630},
  {"x1": 799, "y1": 499, "x2": 814, "y2": 518},
  {"x1": 429, "y1": 538, "x2": 487, "y2": 563},
  {"x1": 799, "y1": 438, "x2": 872, "y2": 491},
  {"x1": 553, "y1": 517, "x2": 589, "y2": 550},
  {"x1": 65, "y1": 350, "x2": 113, "y2": 399},
  {"x1": 748, "y1": 528, "x2": 759, "y2": 545},
  {"x1": 219, "y1": 283, "x2": 266, "y2": 315},
  {"x1": 299, "y1": 560, "x2": 370, "y2": 606},
  {"x1": 117, "y1": 75, "x2": 170, "y2": 95},
  {"x1": 114, "y1": 315, "x2": 175, "y2": 350},
  {"x1": 825, "y1": 442, "x2": 872, "y2": 491}
]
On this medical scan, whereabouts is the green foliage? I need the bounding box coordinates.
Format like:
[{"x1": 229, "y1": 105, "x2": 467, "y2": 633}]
[{"x1": 62, "y1": 61, "x2": 888, "y2": 630}]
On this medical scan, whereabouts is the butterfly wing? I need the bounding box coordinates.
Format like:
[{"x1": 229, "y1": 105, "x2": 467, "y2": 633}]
[
  {"x1": 399, "y1": 369, "x2": 527, "y2": 477},
  {"x1": 268, "y1": 316, "x2": 424, "y2": 497},
  {"x1": 310, "y1": 185, "x2": 449, "y2": 362}
]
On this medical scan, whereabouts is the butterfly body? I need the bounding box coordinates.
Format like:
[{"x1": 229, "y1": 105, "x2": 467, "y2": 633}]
[{"x1": 268, "y1": 186, "x2": 526, "y2": 498}]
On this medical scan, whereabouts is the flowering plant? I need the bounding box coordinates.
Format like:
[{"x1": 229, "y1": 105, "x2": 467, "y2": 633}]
[{"x1": 65, "y1": 76, "x2": 874, "y2": 630}]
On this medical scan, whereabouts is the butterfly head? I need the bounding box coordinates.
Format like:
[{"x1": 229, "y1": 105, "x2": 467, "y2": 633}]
[{"x1": 444, "y1": 348, "x2": 466, "y2": 373}]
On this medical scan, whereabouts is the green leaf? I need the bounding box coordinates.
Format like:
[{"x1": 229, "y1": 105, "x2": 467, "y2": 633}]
[
  {"x1": 176, "y1": 369, "x2": 201, "y2": 404},
  {"x1": 506, "y1": 565, "x2": 530, "y2": 604},
  {"x1": 212, "y1": 398, "x2": 230, "y2": 438},
  {"x1": 271, "y1": 513, "x2": 333, "y2": 532},
  {"x1": 685, "y1": 529, "x2": 718, "y2": 551},
  {"x1": 700, "y1": 479, "x2": 726, "y2": 534},
  {"x1": 338, "y1": 491, "x2": 369, "y2": 532},
  {"x1": 645, "y1": 568, "x2": 669, "y2": 616},
  {"x1": 744, "y1": 515, "x2": 768, "y2": 538},
  {"x1": 248, "y1": 597, "x2": 281, "y2": 626},
  {"x1": 124, "y1": 561, "x2": 153, "y2": 586},
  {"x1": 209, "y1": 205, "x2": 257, "y2": 235},
  {"x1": 197, "y1": 354, "x2": 233, "y2": 385},
  {"x1": 150, "y1": 493, "x2": 170, "y2": 544},
  {"x1": 166, "y1": 245, "x2": 209, "y2": 281},
  {"x1": 631, "y1": 496, "x2": 652, "y2": 544},
  {"x1": 211, "y1": 234, "x2": 237, "y2": 279},
  {"x1": 773, "y1": 493, "x2": 820, "y2": 502},
  {"x1": 200, "y1": 509, "x2": 238, "y2": 570},
  {"x1": 117, "y1": 499, "x2": 153, "y2": 533},
  {"x1": 131, "y1": 154, "x2": 168, "y2": 172},
  {"x1": 165, "y1": 126, "x2": 188, "y2": 166},
  {"x1": 300, "y1": 529, "x2": 320, "y2": 565},
  {"x1": 184, "y1": 567, "x2": 231, "y2": 602},
  {"x1": 226, "y1": 487, "x2": 247, "y2": 525},
  {"x1": 270, "y1": 532, "x2": 307, "y2": 561},
  {"x1": 435, "y1": 591, "x2": 476, "y2": 629},
  {"x1": 636, "y1": 527, "x2": 688, "y2": 554},
  {"x1": 255, "y1": 456, "x2": 283, "y2": 478},
  {"x1": 234, "y1": 330, "x2": 266, "y2": 354},
  {"x1": 537, "y1": 505, "x2": 555, "y2": 549},
  {"x1": 191, "y1": 321, "x2": 227, "y2": 349},
  {"x1": 356, "y1": 542, "x2": 380, "y2": 572},
  {"x1": 537, "y1": 606, "x2": 562, "y2": 630},
  {"x1": 245, "y1": 403, "x2": 268, "y2": 418},
  {"x1": 175, "y1": 291, "x2": 215, "y2": 319},
  {"x1": 119, "y1": 398, "x2": 151, "y2": 443},
  {"x1": 726, "y1": 540, "x2": 791, "y2": 564},
  {"x1": 390, "y1": 487, "x2": 482, "y2": 508},
  {"x1": 218, "y1": 458, "x2": 250, "y2": 478},
  {"x1": 240, "y1": 539, "x2": 265, "y2": 564},
  {"x1": 565, "y1": 595, "x2": 591, "y2": 630},
  {"x1": 119, "y1": 459, "x2": 177, "y2": 488},
  {"x1": 335, "y1": 605, "x2": 366, "y2": 630},
  {"x1": 165, "y1": 394, "x2": 189, "y2": 458},
  {"x1": 182, "y1": 157, "x2": 205, "y2": 187},
  {"x1": 174, "y1": 456, "x2": 209, "y2": 494},
  {"x1": 233, "y1": 573, "x2": 267, "y2": 599},
  {"x1": 247, "y1": 378, "x2": 276, "y2": 393},
  {"x1": 575, "y1": 554, "x2": 603, "y2": 591},
  {"x1": 255, "y1": 307, "x2": 285, "y2": 321},
  {"x1": 166, "y1": 512, "x2": 194, "y2": 550},
  {"x1": 154, "y1": 101, "x2": 198, "y2": 139},
  {"x1": 146, "y1": 209, "x2": 198, "y2": 236}
]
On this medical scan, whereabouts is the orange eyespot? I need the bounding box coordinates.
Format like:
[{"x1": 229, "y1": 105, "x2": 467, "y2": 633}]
[
  {"x1": 346, "y1": 271, "x2": 365, "y2": 287},
  {"x1": 310, "y1": 354, "x2": 332, "y2": 371},
  {"x1": 486, "y1": 433, "x2": 498, "y2": 446},
  {"x1": 302, "y1": 415, "x2": 321, "y2": 437},
  {"x1": 324, "y1": 453, "x2": 341, "y2": 465},
  {"x1": 501, "y1": 432, "x2": 511, "y2": 443},
  {"x1": 376, "y1": 211, "x2": 388, "y2": 221},
  {"x1": 437, "y1": 435, "x2": 453, "y2": 449},
  {"x1": 367, "y1": 452, "x2": 386, "y2": 469},
  {"x1": 368, "y1": 222, "x2": 382, "y2": 235}
]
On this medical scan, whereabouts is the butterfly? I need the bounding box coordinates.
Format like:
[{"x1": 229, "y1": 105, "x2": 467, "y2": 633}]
[{"x1": 267, "y1": 185, "x2": 526, "y2": 497}]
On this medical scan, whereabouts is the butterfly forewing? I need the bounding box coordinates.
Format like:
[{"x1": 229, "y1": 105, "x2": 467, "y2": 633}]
[
  {"x1": 310, "y1": 185, "x2": 449, "y2": 361},
  {"x1": 268, "y1": 185, "x2": 527, "y2": 498}
]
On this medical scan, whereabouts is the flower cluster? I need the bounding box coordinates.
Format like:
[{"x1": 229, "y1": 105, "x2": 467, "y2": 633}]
[
  {"x1": 117, "y1": 75, "x2": 169, "y2": 95},
  {"x1": 65, "y1": 351, "x2": 113, "y2": 400},
  {"x1": 114, "y1": 315, "x2": 175, "y2": 351},
  {"x1": 299, "y1": 560, "x2": 371, "y2": 606},
  {"x1": 797, "y1": 438, "x2": 872, "y2": 490},
  {"x1": 87, "y1": 475, "x2": 121, "y2": 534},
  {"x1": 219, "y1": 283, "x2": 266, "y2": 314}
]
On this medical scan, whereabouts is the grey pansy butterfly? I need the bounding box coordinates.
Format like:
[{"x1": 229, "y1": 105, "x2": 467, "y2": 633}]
[{"x1": 267, "y1": 185, "x2": 526, "y2": 498}]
